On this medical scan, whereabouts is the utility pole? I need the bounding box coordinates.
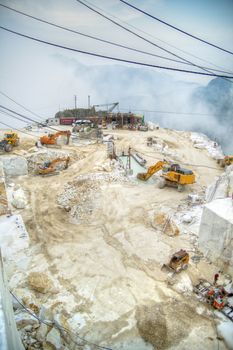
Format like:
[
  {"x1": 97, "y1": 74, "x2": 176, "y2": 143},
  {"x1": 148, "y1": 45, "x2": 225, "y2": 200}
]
[
  {"x1": 74, "y1": 95, "x2": 77, "y2": 120},
  {"x1": 88, "y1": 95, "x2": 91, "y2": 109},
  {"x1": 128, "y1": 146, "x2": 131, "y2": 170}
]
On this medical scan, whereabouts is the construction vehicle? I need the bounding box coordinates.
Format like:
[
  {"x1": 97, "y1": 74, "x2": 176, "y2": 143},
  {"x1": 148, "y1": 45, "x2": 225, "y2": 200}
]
[
  {"x1": 93, "y1": 102, "x2": 119, "y2": 129},
  {"x1": 4, "y1": 132, "x2": 20, "y2": 146},
  {"x1": 217, "y1": 155, "x2": 233, "y2": 167},
  {"x1": 194, "y1": 279, "x2": 233, "y2": 321},
  {"x1": 40, "y1": 131, "x2": 71, "y2": 146},
  {"x1": 38, "y1": 157, "x2": 70, "y2": 175},
  {"x1": 0, "y1": 140, "x2": 12, "y2": 152},
  {"x1": 137, "y1": 160, "x2": 195, "y2": 191},
  {"x1": 162, "y1": 249, "x2": 189, "y2": 273}
]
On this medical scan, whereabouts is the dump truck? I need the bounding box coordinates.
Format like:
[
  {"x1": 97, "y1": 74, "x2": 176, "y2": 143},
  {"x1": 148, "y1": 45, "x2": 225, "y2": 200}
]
[
  {"x1": 137, "y1": 160, "x2": 195, "y2": 191},
  {"x1": 161, "y1": 249, "x2": 189, "y2": 273},
  {"x1": 38, "y1": 157, "x2": 70, "y2": 175},
  {"x1": 40, "y1": 131, "x2": 71, "y2": 146},
  {"x1": 4, "y1": 132, "x2": 19, "y2": 146}
]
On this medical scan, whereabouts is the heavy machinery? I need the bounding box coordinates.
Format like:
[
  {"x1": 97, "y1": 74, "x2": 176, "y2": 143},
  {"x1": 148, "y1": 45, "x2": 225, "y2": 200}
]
[
  {"x1": 217, "y1": 155, "x2": 233, "y2": 167},
  {"x1": 93, "y1": 102, "x2": 119, "y2": 129},
  {"x1": 0, "y1": 140, "x2": 12, "y2": 152},
  {"x1": 40, "y1": 131, "x2": 71, "y2": 146},
  {"x1": 162, "y1": 249, "x2": 189, "y2": 273},
  {"x1": 4, "y1": 132, "x2": 20, "y2": 146},
  {"x1": 137, "y1": 160, "x2": 195, "y2": 191},
  {"x1": 194, "y1": 279, "x2": 233, "y2": 321},
  {"x1": 38, "y1": 156, "x2": 70, "y2": 175}
]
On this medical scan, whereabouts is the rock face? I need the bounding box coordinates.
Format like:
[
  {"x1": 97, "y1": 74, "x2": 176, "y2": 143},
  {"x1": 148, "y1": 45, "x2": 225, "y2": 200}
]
[
  {"x1": 0, "y1": 156, "x2": 28, "y2": 176},
  {"x1": 205, "y1": 165, "x2": 233, "y2": 202},
  {"x1": 198, "y1": 198, "x2": 233, "y2": 274}
]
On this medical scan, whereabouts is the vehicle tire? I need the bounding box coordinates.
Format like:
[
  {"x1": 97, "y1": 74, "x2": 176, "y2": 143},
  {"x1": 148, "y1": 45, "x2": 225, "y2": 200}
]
[
  {"x1": 158, "y1": 178, "x2": 166, "y2": 189},
  {"x1": 182, "y1": 264, "x2": 188, "y2": 270},
  {"x1": 177, "y1": 184, "x2": 184, "y2": 192},
  {"x1": 5, "y1": 144, "x2": 12, "y2": 152}
]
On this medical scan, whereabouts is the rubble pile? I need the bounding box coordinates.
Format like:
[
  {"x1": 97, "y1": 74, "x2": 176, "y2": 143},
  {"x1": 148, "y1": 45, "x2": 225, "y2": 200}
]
[
  {"x1": 153, "y1": 212, "x2": 180, "y2": 236},
  {"x1": 14, "y1": 302, "x2": 72, "y2": 350},
  {"x1": 190, "y1": 132, "x2": 224, "y2": 160},
  {"x1": 57, "y1": 171, "x2": 128, "y2": 222}
]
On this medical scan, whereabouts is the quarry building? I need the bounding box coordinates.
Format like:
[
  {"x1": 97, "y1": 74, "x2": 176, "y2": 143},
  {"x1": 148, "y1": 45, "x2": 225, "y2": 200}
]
[{"x1": 46, "y1": 106, "x2": 144, "y2": 128}]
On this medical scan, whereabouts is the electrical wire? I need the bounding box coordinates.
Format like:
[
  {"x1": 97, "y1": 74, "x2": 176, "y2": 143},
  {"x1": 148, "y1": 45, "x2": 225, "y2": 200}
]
[
  {"x1": 119, "y1": 0, "x2": 233, "y2": 55},
  {"x1": 120, "y1": 107, "x2": 228, "y2": 118},
  {"x1": 10, "y1": 291, "x2": 112, "y2": 350},
  {"x1": 0, "y1": 26, "x2": 232, "y2": 78},
  {"x1": 82, "y1": 0, "x2": 233, "y2": 74},
  {"x1": 0, "y1": 119, "x2": 38, "y2": 139},
  {"x1": 0, "y1": 89, "x2": 44, "y2": 122},
  {"x1": 0, "y1": 104, "x2": 60, "y2": 132},
  {"x1": 132, "y1": 148, "x2": 220, "y2": 170},
  {"x1": 75, "y1": 0, "x2": 233, "y2": 79},
  {"x1": 0, "y1": 3, "x2": 231, "y2": 74}
]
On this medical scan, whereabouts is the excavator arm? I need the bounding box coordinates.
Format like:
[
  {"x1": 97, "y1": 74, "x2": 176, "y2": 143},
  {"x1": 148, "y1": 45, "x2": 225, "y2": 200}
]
[
  {"x1": 40, "y1": 131, "x2": 71, "y2": 145},
  {"x1": 38, "y1": 156, "x2": 70, "y2": 175},
  {"x1": 137, "y1": 161, "x2": 167, "y2": 181}
]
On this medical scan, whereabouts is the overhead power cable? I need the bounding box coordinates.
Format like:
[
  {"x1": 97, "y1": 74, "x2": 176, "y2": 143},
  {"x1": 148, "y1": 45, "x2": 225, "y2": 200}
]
[
  {"x1": 0, "y1": 119, "x2": 38, "y2": 138},
  {"x1": 81, "y1": 0, "x2": 233, "y2": 75},
  {"x1": 0, "y1": 3, "x2": 231, "y2": 74},
  {"x1": 119, "y1": 0, "x2": 233, "y2": 55},
  {"x1": 10, "y1": 291, "x2": 112, "y2": 350},
  {"x1": 0, "y1": 104, "x2": 60, "y2": 132},
  {"x1": 120, "y1": 107, "x2": 227, "y2": 118},
  {"x1": 75, "y1": 0, "x2": 232, "y2": 80},
  {"x1": 0, "y1": 108, "x2": 30, "y2": 124},
  {"x1": 1, "y1": 26, "x2": 233, "y2": 78},
  {"x1": 0, "y1": 89, "x2": 44, "y2": 122}
]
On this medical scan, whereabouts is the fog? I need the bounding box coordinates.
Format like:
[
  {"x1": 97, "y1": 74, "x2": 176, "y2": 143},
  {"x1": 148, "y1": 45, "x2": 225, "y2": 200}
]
[{"x1": 56, "y1": 57, "x2": 232, "y2": 153}]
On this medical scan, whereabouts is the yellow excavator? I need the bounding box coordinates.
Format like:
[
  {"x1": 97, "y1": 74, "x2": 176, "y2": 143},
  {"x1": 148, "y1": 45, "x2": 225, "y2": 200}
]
[
  {"x1": 38, "y1": 157, "x2": 70, "y2": 175},
  {"x1": 4, "y1": 132, "x2": 20, "y2": 146},
  {"x1": 137, "y1": 160, "x2": 195, "y2": 191}
]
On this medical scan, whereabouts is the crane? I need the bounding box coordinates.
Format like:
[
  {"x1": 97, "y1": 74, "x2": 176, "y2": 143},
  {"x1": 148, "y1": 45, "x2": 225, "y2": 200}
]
[{"x1": 93, "y1": 102, "x2": 119, "y2": 112}]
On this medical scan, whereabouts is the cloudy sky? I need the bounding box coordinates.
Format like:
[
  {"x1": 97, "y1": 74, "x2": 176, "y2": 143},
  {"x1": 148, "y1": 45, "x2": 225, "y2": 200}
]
[{"x1": 0, "y1": 0, "x2": 233, "y2": 130}]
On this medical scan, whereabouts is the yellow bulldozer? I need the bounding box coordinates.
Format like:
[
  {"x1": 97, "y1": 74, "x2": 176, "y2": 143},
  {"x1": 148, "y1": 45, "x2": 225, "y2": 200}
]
[
  {"x1": 137, "y1": 160, "x2": 195, "y2": 192},
  {"x1": 38, "y1": 156, "x2": 70, "y2": 175},
  {"x1": 4, "y1": 132, "x2": 20, "y2": 146},
  {"x1": 162, "y1": 249, "x2": 189, "y2": 273}
]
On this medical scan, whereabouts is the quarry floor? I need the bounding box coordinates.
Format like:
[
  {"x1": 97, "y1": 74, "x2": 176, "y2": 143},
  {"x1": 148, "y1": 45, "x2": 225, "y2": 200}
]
[{"x1": 1, "y1": 127, "x2": 232, "y2": 349}]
